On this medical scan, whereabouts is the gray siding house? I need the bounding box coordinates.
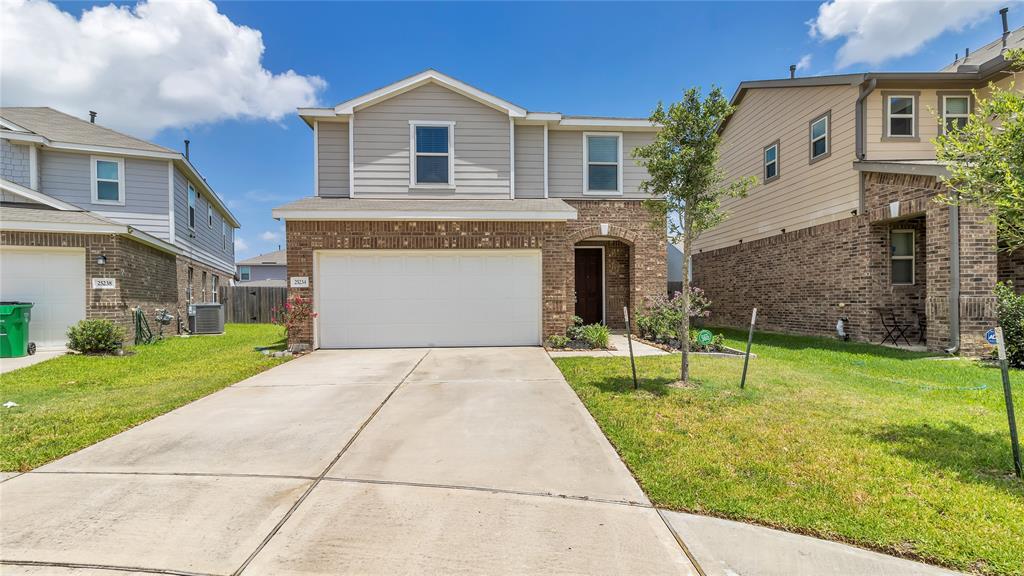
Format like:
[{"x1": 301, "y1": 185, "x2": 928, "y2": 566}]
[
  {"x1": 237, "y1": 249, "x2": 287, "y2": 287},
  {"x1": 0, "y1": 107, "x2": 240, "y2": 345}
]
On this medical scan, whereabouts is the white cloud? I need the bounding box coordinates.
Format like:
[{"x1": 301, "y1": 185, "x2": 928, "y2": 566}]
[
  {"x1": 1, "y1": 0, "x2": 325, "y2": 138},
  {"x1": 796, "y1": 54, "x2": 813, "y2": 72},
  {"x1": 260, "y1": 230, "x2": 282, "y2": 242},
  {"x1": 809, "y1": 0, "x2": 1009, "y2": 68},
  {"x1": 234, "y1": 237, "x2": 249, "y2": 253}
]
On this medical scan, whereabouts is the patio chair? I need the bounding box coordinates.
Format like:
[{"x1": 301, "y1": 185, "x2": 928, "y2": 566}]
[{"x1": 888, "y1": 311, "x2": 912, "y2": 346}]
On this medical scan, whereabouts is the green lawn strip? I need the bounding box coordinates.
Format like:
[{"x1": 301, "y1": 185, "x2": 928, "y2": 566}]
[
  {"x1": 0, "y1": 324, "x2": 289, "y2": 472},
  {"x1": 554, "y1": 329, "x2": 1024, "y2": 576}
]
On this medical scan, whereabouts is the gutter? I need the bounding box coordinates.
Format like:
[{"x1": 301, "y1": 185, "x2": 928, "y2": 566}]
[
  {"x1": 855, "y1": 77, "x2": 877, "y2": 160},
  {"x1": 946, "y1": 204, "x2": 961, "y2": 354}
]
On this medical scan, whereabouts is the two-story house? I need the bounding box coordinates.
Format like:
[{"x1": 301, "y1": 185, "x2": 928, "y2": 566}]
[
  {"x1": 273, "y1": 70, "x2": 665, "y2": 349},
  {"x1": 0, "y1": 107, "x2": 239, "y2": 346},
  {"x1": 237, "y1": 249, "x2": 287, "y2": 287},
  {"x1": 692, "y1": 12, "x2": 1022, "y2": 356}
]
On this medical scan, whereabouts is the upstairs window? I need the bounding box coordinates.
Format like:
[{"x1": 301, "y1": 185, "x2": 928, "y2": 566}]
[
  {"x1": 585, "y1": 133, "x2": 622, "y2": 193},
  {"x1": 222, "y1": 221, "x2": 228, "y2": 250},
  {"x1": 763, "y1": 141, "x2": 779, "y2": 183},
  {"x1": 91, "y1": 157, "x2": 124, "y2": 205},
  {"x1": 187, "y1": 184, "x2": 197, "y2": 229},
  {"x1": 239, "y1": 266, "x2": 251, "y2": 281},
  {"x1": 886, "y1": 94, "x2": 916, "y2": 138},
  {"x1": 809, "y1": 112, "x2": 830, "y2": 162},
  {"x1": 208, "y1": 205, "x2": 214, "y2": 228},
  {"x1": 891, "y1": 230, "x2": 915, "y2": 285},
  {"x1": 942, "y1": 95, "x2": 970, "y2": 133},
  {"x1": 410, "y1": 121, "x2": 454, "y2": 187}
]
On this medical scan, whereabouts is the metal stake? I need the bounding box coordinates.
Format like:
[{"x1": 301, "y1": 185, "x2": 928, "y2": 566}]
[
  {"x1": 740, "y1": 307, "x2": 757, "y2": 389},
  {"x1": 995, "y1": 327, "x2": 1022, "y2": 479},
  {"x1": 624, "y1": 306, "x2": 639, "y2": 390}
]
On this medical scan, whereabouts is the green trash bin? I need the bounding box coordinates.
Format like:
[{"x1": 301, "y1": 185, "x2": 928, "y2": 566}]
[{"x1": 0, "y1": 302, "x2": 35, "y2": 358}]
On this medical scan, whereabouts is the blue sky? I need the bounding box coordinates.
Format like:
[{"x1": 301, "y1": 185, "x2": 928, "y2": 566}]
[{"x1": 28, "y1": 2, "x2": 1022, "y2": 257}]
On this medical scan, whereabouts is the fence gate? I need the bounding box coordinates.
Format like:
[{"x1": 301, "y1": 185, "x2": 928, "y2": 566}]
[{"x1": 219, "y1": 286, "x2": 288, "y2": 323}]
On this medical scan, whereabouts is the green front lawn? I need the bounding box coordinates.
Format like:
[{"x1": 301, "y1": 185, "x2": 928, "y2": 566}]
[
  {"x1": 554, "y1": 330, "x2": 1024, "y2": 576},
  {"x1": 0, "y1": 324, "x2": 289, "y2": 472}
]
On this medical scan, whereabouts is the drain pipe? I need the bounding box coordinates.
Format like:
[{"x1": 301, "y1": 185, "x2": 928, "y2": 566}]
[
  {"x1": 946, "y1": 204, "x2": 961, "y2": 354},
  {"x1": 855, "y1": 77, "x2": 877, "y2": 160}
]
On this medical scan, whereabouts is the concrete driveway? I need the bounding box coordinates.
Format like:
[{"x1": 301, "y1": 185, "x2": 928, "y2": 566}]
[{"x1": 0, "y1": 347, "x2": 697, "y2": 576}]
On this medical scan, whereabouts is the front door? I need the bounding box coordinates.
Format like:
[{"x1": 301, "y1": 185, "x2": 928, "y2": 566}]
[{"x1": 574, "y1": 248, "x2": 603, "y2": 325}]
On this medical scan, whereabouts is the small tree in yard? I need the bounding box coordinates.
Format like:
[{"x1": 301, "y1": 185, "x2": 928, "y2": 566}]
[
  {"x1": 271, "y1": 293, "x2": 317, "y2": 338},
  {"x1": 633, "y1": 87, "x2": 754, "y2": 384},
  {"x1": 934, "y1": 49, "x2": 1024, "y2": 252}
]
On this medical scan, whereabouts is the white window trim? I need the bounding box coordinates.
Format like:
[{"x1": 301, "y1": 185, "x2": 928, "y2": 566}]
[
  {"x1": 239, "y1": 266, "x2": 251, "y2": 281},
  {"x1": 409, "y1": 120, "x2": 456, "y2": 189},
  {"x1": 583, "y1": 132, "x2": 623, "y2": 195},
  {"x1": 208, "y1": 204, "x2": 214, "y2": 228},
  {"x1": 187, "y1": 183, "x2": 197, "y2": 230},
  {"x1": 810, "y1": 115, "x2": 829, "y2": 159},
  {"x1": 891, "y1": 229, "x2": 915, "y2": 285},
  {"x1": 886, "y1": 94, "x2": 916, "y2": 138},
  {"x1": 763, "y1": 142, "x2": 779, "y2": 182},
  {"x1": 222, "y1": 221, "x2": 228, "y2": 250},
  {"x1": 90, "y1": 156, "x2": 125, "y2": 206},
  {"x1": 941, "y1": 95, "x2": 970, "y2": 134}
]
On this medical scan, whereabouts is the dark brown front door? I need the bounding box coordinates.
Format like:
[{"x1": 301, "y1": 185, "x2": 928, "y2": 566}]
[{"x1": 575, "y1": 248, "x2": 603, "y2": 325}]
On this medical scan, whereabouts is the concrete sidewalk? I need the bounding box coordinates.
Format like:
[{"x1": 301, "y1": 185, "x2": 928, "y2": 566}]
[
  {"x1": 661, "y1": 511, "x2": 966, "y2": 576},
  {"x1": 1, "y1": 346, "x2": 696, "y2": 575}
]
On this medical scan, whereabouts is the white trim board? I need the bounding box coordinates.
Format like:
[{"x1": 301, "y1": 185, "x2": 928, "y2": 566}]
[{"x1": 335, "y1": 70, "x2": 527, "y2": 118}]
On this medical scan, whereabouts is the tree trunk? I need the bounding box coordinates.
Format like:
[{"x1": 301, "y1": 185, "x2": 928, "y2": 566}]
[{"x1": 680, "y1": 226, "x2": 691, "y2": 383}]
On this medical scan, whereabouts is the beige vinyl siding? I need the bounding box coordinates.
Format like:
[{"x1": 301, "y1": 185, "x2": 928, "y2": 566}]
[
  {"x1": 352, "y1": 82, "x2": 510, "y2": 198},
  {"x1": 864, "y1": 89, "x2": 941, "y2": 160},
  {"x1": 548, "y1": 130, "x2": 654, "y2": 199},
  {"x1": 514, "y1": 124, "x2": 544, "y2": 198},
  {"x1": 977, "y1": 69, "x2": 1022, "y2": 99},
  {"x1": 317, "y1": 120, "x2": 349, "y2": 197},
  {"x1": 695, "y1": 84, "x2": 861, "y2": 253}
]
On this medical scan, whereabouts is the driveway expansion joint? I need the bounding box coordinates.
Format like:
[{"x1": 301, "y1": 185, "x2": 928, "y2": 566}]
[
  {"x1": 0, "y1": 559, "x2": 218, "y2": 576},
  {"x1": 230, "y1": 349, "x2": 432, "y2": 576},
  {"x1": 657, "y1": 508, "x2": 708, "y2": 576}
]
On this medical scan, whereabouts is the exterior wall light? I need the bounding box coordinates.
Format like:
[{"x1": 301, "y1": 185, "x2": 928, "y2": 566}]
[{"x1": 96, "y1": 254, "x2": 107, "y2": 265}]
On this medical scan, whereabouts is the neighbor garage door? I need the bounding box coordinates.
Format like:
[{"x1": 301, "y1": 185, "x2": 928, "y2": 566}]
[
  {"x1": 316, "y1": 250, "x2": 541, "y2": 348},
  {"x1": 0, "y1": 247, "x2": 86, "y2": 348}
]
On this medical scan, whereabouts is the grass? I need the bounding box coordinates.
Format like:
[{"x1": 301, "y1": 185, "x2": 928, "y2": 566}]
[
  {"x1": 553, "y1": 329, "x2": 1024, "y2": 576},
  {"x1": 0, "y1": 323, "x2": 289, "y2": 472}
]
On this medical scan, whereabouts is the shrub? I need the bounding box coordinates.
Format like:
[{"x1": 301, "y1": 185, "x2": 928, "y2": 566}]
[
  {"x1": 579, "y1": 323, "x2": 610, "y2": 349},
  {"x1": 994, "y1": 281, "x2": 1024, "y2": 368},
  {"x1": 688, "y1": 329, "x2": 725, "y2": 353},
  {"x1": 635, "y1": 287, "x2": 712, "y2": 343},
  {"x1": 566, "y1": 315, "x2": 585, "y2": 341},
  {"x1": 271, "y1": 294, "x2": 318, "y2": 337},
  {"x1": 546, "y1": 334, "x2": 570, "y2": 348},
  {"x1": 67, "y1": 319, "x2": 124, "y2": 354}
]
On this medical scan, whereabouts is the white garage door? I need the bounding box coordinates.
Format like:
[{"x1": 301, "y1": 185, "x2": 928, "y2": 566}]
[
  {"x1": 316, "y1": 250, "x2": 541, "y2": 348},
  {"x1": 0, "y1": 247, "x2": 86, "y2": 348}
]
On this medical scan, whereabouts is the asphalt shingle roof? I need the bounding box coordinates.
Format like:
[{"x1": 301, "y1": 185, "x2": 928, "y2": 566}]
[
  {"x1": 0, "y1": 107, "x2": 175, "y2": 154},
  {"x1": 237, "y1": 249, "x2": 287, "y2": 266}
]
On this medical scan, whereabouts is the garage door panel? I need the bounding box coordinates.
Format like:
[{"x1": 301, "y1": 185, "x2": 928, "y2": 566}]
[
  {"x1": 317, "y1": 250, "x2": 541, "y2": 349},
  {"x1": 1, "y1": 248, "x2": 86, "y2": 348}
]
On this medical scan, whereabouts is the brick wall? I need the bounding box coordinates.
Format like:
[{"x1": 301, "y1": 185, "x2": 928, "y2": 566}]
[
  {"x1": 1, "y1": 230, "x2": 178, "y2": 343},
  {"x1": 175, "y1": 257, "x2": 228, "y2": 332},
  {"x1": 999, "y1": 249, "x2": 1024, "y2": 291},
  {"x1": 576, "y1": 239, "x2": 631, "y2": 329},
  {"x1": 284, "y1": 200, "x2": 666, "y2": 348},
  {"x1": 692, "y1": 172, "x2": 997, "y2": 356}
]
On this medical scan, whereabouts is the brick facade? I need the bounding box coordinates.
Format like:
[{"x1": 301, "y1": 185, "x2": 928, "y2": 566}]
[
  {"x1": 1, "y1": 231, "x2": 178, "y2": 343},
  {"x1": 999, "y1": 249, "x2": 1024, "y2": 291},
  {"x1": 284, "y1": 199, "x2": 666, "y2": 348},
  {"x1": 693, "y1": 172, "x2": 998, "y2": 356},
  {"x1": 175, "y1": 257, "x2": 228, "y2": 330}
]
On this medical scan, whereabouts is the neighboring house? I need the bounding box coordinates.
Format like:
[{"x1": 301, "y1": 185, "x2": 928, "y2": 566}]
[
  {"x1": 667, "y1": 244, "x2": 685, "y2": 294},
  {"x1": 691, "y1": 13, "x2": 1023, "y2": 355},
  {"x1": 273, "y1": 69, "x2": 665, "y2": 349},
  {"x1": 0, "y1": 107, "x2": 239, "y2": 346},
  {"x1": 237, "y1": 249, "x2": 287, "y2": 287}
]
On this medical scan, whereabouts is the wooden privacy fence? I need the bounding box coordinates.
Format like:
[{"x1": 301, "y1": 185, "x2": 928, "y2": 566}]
[{"x1": 219, "y1": 286, "x2": 288, "y2": 324}]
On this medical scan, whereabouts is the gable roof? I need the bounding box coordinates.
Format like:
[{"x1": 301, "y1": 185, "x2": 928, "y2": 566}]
[
  {"x1": 941, "y1": 25, "x2": 1024, "y2": 72},
  {"x1": 237, "y1": 249, "x2": 287, "y2": 266},
  {"x1": 333, "y1": 69, "x2": 528, "y2": 117},
  {"x1": 0, "y1": 107, "x2": 174, "y2": 154}
]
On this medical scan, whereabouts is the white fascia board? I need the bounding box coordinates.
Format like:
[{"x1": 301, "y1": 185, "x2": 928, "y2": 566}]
[
  {"x1": 524, "y1": 112, "x2": 562, "y2": 122},
  {"x1": 0, "y1": 219, "x2": 126, "y2": 234},
  {"x1": 558, "y1": 118, "x2": 658, "y2": 128},
  {"x1": 0, "y1": 132, "x2": 47, "y2": 144},
  {"x1": 124, "y1": 227, "x2": 183, "y2": 256},
  {"x1": 0, "y1": 117, "x2": 31, "y2": 132},
  {"x1": 46, "y1": 140, "x2": 180, "y2": 159},
  {"x1": 271, "y1": 209, "x2": 578, "y2": 222},
  {"x1": 0, "y1": 178, "x2": 79, "y2": 210},
  {"x1": 298, "y1": 108, "x2": 347, "y2": 128},
  {"x1": 335, "y1": 70, "x2": 527, "y2": 118}
]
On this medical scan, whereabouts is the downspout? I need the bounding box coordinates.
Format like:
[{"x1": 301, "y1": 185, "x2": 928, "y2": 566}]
[
  {"x1": 946, "y1": 204, "x2": 960, "y2": 354},
  {"x1": 855, "y1": 76, "x2": 876, "y2": 160}
]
